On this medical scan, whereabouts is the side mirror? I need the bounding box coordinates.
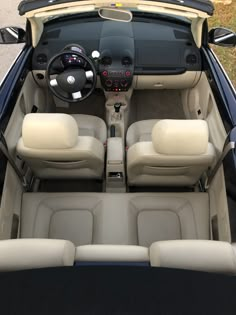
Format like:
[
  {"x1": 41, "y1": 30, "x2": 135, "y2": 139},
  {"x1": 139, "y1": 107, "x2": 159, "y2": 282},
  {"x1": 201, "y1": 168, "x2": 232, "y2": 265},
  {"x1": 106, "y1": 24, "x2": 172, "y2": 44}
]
[
  {"x1": 209, "y1": 27, "x2": 236, "y2": 47},
  {"x1": 0, "y1": 27, "x2": 26, "y2": 44}
]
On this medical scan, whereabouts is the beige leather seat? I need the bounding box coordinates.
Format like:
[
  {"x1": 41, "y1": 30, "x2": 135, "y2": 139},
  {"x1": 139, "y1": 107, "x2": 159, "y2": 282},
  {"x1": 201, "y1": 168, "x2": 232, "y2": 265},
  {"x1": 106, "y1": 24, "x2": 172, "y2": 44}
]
[
  {"x1": 150, "y1": 240, "x2": 236, "y2": 274},
  {"x1": 127, "y1": 119, "x2": 215, "y2": 186},
  {"x1": 17, "y1": 113, "x2": 106, "y2": 179},
  {"x1": 0, "y1": 239, "x2": 75, "y2": 271},
  {"x1": 21, "y1": 192, "x2": 209, "y2": 247}
]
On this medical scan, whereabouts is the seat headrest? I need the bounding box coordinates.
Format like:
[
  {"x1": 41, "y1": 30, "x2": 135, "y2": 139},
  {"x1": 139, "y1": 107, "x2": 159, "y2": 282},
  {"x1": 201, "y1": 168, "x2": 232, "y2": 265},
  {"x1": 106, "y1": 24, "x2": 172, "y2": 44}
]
[
  {"x1": 0, "y1": 239, "x2": 75, "y2": 271},
  {"x1": 22, "y1": 114, "x2": 78, "y2": 149},
  {"x1": 150, "y1": 240, "x2": 236, "y2": 274},
  {"x1": 152, "y1": 120, "x2": 209, "y2": 155},
  {"x1": 75, "y1": 245, "x2": 149, "y2": 262}
]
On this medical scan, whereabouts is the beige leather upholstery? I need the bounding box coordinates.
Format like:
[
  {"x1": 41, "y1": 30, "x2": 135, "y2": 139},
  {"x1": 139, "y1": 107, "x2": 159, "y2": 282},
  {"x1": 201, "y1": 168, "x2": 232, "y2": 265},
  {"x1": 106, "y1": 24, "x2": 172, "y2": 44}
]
[
  {"x1": 21, "y1": 192, "x2": 209, "y2": 246},
  {"x1": 76, "y1": 245, "x2": 149, "y2": 262},
  {"x1": 127, "y1": 119, "x2": 215, "y2": 186},
  {"x1": 0, "y1": 239, "x2": 75, "y2": 271},
  {"x1": 17, "y1": 114, "x2": 105, "y2": 179},
  {"x1": 71, "y1": 114, "x2": 107, "y2": 144},
  {"x1": 150, "y1": 240, "x2": 236, "y2": 274},
  {"x1": 22, "y1": 113, "x2": 78, "y2": 149},
  {"x1": 126, "y1": 119, "x2": 159, "y2": 148},
  {"x1": 152, "y1": 120, "x2": 208, "y2": 155}
]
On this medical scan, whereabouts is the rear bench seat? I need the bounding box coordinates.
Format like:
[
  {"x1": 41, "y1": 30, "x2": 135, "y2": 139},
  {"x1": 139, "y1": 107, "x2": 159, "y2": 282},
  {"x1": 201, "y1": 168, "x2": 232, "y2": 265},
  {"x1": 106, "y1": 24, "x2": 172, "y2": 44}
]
[{"x1": 21, "y1": 193, "x2": 209, "y2": 246}]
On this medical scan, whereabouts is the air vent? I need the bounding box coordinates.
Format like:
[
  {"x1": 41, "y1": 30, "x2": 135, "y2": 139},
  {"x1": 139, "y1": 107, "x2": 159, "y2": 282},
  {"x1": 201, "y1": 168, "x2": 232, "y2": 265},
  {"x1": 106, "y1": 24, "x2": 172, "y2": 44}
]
[
  {"x1": 101, "y1": 56, "x2": 112, "y2": 66},
  {"x1": 122, "y1": 56, "x2": 132, "y2": 66},
  {"x1": 186, "y1": 54, "x2": 197, "y2": 65},
  {"x1": 36, "y1": 54, "x2": 48, "y2": 65}
]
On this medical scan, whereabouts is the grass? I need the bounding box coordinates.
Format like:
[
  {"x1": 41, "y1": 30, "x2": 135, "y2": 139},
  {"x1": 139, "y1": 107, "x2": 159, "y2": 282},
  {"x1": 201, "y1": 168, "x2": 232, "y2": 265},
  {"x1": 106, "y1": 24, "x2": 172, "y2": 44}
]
[{"x1": 208, "y1": 2, "x2": 236, "y2": 88}]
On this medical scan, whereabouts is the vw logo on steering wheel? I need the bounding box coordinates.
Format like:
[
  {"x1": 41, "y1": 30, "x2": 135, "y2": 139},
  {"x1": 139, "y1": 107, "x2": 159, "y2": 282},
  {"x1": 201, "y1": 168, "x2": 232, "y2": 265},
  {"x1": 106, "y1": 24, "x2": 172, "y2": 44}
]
[{"x1": 67, "y1": 76, "x2": 75, "y2": 85}]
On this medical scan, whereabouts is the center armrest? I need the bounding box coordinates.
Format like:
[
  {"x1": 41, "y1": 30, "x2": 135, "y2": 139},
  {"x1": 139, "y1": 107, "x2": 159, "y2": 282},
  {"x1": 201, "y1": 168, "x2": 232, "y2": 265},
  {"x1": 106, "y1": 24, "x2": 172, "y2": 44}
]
[{"x1": 106, "y1": 137, "x2": 125, "y2": 191}]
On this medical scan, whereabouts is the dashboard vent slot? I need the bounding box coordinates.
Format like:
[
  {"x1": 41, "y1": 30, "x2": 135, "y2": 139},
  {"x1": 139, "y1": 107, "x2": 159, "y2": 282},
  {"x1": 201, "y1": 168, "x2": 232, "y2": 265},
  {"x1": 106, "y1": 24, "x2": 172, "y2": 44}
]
[
  {"x1": 186, "y1": 54, "x2": 197, "y2": 65},
  {"x1": 122, "y1": 56, "x2": 132, "y2": 66},
  {"x1": 36, "y1": 54, "x2": 48, "y2": 65},
  {"x1": 101, "y1": 56, "x2": 112, "y2": 66}
]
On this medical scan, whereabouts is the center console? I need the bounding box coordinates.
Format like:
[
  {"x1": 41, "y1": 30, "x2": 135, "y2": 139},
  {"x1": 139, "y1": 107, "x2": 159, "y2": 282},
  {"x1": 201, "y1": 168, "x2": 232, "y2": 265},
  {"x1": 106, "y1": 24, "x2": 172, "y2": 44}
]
[
  {"x1": 99, "y1": 25, "x2": 134, "y2": 93},
  {"x1": 105, "y1": 94, "x2": 131, "y2": 192},
  {"x1": 100, "y1": 68, "x2": 133, "y2": 92}
]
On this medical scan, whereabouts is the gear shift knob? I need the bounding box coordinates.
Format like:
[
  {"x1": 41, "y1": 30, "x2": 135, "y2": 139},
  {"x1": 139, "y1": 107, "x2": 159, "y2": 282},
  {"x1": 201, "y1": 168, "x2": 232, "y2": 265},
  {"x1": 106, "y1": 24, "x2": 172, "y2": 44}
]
[{"x1": 114, "y1": 103, "x2": 122, "y2": 113}]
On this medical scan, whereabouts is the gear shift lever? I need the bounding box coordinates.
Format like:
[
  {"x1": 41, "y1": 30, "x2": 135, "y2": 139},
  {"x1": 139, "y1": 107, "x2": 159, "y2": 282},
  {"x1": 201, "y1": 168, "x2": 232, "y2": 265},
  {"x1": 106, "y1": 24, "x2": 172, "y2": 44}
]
[{"x1": 114, "y1": 103, "x2": 122, "y2": 113}]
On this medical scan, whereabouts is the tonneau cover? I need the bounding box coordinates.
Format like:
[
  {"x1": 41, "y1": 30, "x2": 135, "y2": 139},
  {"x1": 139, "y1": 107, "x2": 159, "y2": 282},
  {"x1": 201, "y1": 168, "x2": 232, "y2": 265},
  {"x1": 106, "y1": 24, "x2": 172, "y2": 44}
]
[{"x1": 18, "y1": 0, "x2": 214, "y2": 16}]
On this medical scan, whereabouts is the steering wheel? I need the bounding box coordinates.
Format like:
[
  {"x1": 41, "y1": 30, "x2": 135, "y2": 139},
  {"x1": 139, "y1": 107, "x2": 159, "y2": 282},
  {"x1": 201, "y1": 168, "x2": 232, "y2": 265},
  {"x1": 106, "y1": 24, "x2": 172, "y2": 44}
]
[{"x1": 47, "y1": 50, "x2": 97, "y2": 103}]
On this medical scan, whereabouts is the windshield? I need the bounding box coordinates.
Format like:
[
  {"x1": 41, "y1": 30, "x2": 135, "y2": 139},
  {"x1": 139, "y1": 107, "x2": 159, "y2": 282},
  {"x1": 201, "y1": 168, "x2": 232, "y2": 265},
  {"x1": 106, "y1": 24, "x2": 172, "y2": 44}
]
[{"x1": 44, "y1": 9, "x2": 191, "y2": 25}]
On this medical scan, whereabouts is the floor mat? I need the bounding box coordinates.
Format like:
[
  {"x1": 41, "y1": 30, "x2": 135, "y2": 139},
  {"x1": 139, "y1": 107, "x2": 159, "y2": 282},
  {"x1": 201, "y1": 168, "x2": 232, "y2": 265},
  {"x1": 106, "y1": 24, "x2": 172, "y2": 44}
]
[
  {"x1": 39, "y1": 179, "x2": 103, "y2": 192},
  {"x1": 56, "y1": 89, "x2": 106, "y2": 120},
  {"x1": 129, "y1": 90, "x2": 185, "y2": 126}
]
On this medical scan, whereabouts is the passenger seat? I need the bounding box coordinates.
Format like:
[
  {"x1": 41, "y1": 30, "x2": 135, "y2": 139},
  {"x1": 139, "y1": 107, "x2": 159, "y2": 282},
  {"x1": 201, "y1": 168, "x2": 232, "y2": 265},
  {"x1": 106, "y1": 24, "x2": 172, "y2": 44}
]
[{"x1": 127, "y1": 119, "x2": 215, "y2": 186}]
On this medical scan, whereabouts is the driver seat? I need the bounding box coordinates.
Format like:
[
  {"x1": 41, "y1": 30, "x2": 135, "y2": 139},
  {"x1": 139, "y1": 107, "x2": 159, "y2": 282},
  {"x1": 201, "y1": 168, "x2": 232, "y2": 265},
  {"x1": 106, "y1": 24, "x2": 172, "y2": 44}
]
[{"x1": 16, "y1": 113, "x2": 106, "y2": 179}]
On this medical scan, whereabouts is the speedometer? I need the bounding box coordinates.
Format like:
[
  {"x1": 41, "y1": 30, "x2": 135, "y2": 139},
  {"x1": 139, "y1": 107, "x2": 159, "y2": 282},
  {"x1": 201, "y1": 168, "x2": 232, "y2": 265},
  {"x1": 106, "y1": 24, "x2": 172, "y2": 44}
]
[{"x1": 62, "y1": 54, "x2": 86, "y2": 67}]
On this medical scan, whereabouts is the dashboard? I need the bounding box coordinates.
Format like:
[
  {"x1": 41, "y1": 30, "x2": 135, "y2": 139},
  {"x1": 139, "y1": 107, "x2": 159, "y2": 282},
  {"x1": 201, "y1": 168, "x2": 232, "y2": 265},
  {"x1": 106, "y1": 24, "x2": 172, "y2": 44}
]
[{"x1": 33, "y1": 18, "x2": 202, "y2": 92}]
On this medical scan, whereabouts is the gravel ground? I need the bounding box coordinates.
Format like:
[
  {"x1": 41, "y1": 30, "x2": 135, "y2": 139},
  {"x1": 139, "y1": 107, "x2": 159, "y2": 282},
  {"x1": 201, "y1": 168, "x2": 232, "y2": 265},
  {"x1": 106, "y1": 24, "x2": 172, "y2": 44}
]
[{"x1": 0, "y1": 0, "x2": 26, "y2": 84}]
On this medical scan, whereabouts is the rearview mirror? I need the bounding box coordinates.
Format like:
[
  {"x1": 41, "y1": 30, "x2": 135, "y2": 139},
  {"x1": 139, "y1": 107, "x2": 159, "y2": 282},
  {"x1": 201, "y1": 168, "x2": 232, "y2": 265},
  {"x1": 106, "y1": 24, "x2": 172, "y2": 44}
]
[
  {"x1": 209, "y1": 27, "x2": 236, "y2": 47},
  {"x1": 98, "y1": 8, "x2": 132, "y2": 22},
  {"x1": 0, "y1": 27, "x2": 26, "y2": 44}
]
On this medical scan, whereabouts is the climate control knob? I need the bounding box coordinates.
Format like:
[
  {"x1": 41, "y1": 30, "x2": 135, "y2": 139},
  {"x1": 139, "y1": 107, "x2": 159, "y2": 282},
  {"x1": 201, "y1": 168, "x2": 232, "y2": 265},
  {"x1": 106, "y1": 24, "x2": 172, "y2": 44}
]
[
  {"x1": 120, "y1": 80, "x2": 128, "y2": 87},
  {"x1": 105, "y1": 79, "x2": 112, "y2": 87}
]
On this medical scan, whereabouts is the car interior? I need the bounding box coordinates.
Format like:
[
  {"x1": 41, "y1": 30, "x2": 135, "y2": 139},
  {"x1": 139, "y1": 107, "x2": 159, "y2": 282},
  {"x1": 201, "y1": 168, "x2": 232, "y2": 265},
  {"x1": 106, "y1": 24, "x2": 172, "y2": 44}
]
[{"x1": 0, "y1": 1, "x2": 235, "y2": 274}]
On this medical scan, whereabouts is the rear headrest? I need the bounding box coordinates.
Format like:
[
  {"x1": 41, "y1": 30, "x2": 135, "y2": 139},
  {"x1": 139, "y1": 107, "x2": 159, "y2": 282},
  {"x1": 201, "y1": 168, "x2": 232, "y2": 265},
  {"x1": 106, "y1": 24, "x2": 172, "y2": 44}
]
[
  {"x1": 75, "y1": 245, "x2": 149, "y2": 262},
  {"x1": 150, "y1": 240, "x2": 236, "y2": 274},
  {"x1": 22, "y1": 114, "x2": 78, "y2": 149},
  {"x1": 0, "y1": 239, "x2": 75, "y2": 271},
  {"x1": 152, "y1": 120, "x2": 209, "y2": 155}
]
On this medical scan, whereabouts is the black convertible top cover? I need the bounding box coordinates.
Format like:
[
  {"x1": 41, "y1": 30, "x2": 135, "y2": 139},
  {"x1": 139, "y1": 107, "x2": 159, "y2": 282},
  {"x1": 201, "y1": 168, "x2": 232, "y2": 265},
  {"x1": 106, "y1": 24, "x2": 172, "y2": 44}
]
[
  {"x1": 0, "y1": 266, "x2": 236, "y2": 314},
  {"x1": 18, "y1": 0, "x2": 214, "y2": 16}
]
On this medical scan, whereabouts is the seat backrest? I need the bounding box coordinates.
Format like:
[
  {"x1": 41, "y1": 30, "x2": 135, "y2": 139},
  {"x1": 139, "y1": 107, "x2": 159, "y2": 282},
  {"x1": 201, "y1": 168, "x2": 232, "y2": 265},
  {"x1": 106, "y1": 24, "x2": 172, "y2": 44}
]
[
  {"x1": 17, "y1": 114, "x2": 105, "y2": 179},
  {"x1": 150, "y1": 240, "x2": 236, "y2": 274},
  {"x1": 75, "y1": 245, "x2": 149, "y2": 264},
  {"x1": 127, "y1": 119, "x2": 215, "y2": 186},
  {"x1": 0, "y1": 239, "x2": 75, "y2": 271}
]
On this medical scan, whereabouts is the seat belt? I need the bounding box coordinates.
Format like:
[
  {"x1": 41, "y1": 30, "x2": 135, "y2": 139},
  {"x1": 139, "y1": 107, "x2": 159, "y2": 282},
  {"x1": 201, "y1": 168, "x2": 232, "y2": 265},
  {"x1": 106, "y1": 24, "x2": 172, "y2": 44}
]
[
  {"x1": 205, "y1": 140, "x2": 235, "y2": 190},
  {"x1": 0, "y1": 131, "x2": 30, "y2": 192}
]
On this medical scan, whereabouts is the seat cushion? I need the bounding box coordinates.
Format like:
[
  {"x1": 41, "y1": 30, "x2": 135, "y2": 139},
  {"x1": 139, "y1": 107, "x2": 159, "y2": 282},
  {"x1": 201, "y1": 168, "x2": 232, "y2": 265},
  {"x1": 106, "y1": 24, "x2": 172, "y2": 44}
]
[
  {"x1": 126, "y1": 119, "x2": 159, "y2": 148},
  {"x1": 71, "y1": 114, "x2": 107, "y2": 144},
  {"x1": 21, "y1": 194, "x2": 103, "y2": 246},
  {"x1": 129, "y1": 194, "x2": 209, "y2": 246}
]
